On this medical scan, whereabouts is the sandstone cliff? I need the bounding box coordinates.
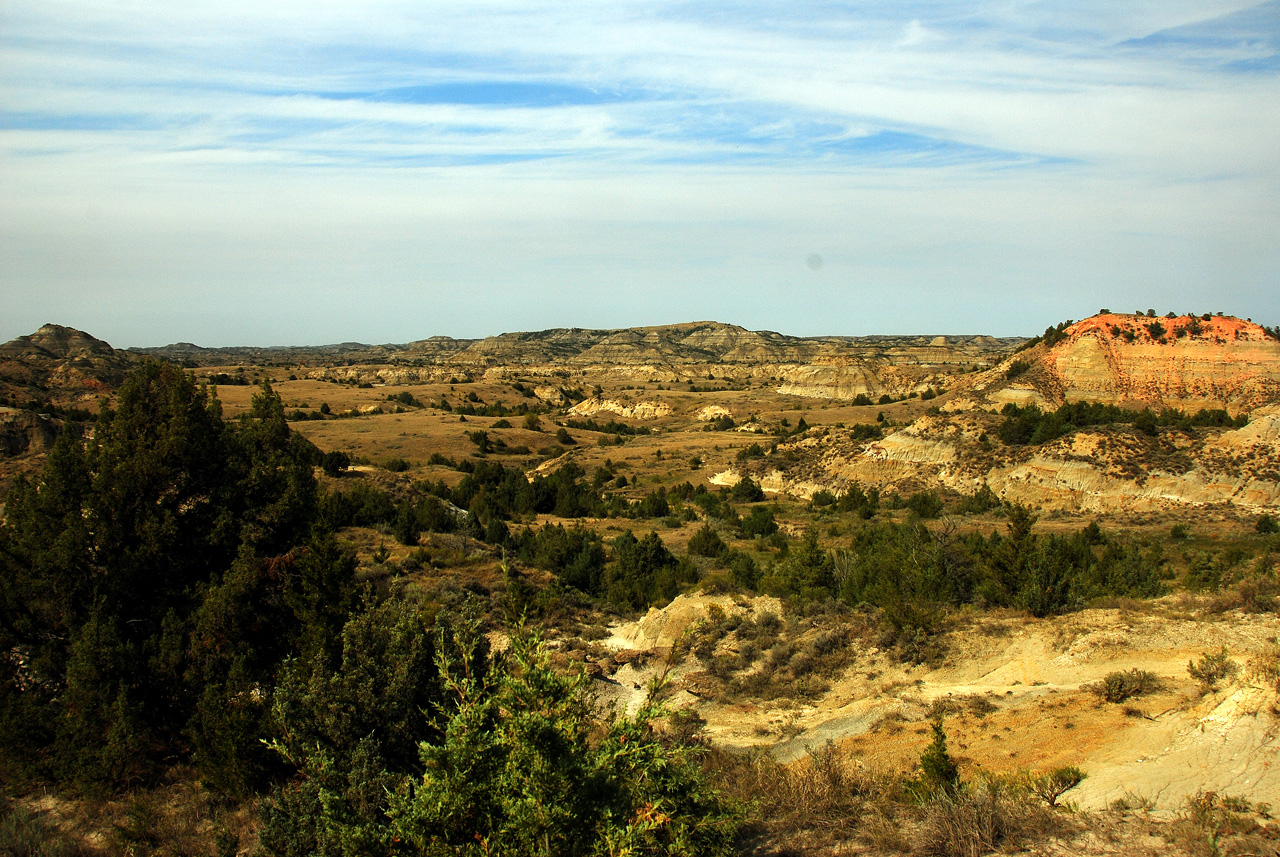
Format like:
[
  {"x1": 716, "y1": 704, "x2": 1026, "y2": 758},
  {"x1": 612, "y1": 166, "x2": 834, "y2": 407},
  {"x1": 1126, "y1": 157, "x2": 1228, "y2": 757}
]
[{"x1": 966, "y1": 313, "x2": 1280, "y2": 415}]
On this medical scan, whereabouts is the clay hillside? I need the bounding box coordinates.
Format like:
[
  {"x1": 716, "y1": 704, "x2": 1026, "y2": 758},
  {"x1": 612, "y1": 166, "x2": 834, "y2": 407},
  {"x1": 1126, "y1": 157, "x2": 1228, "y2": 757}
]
[
  {"x1": 0, "y1": 324, "x2": 136, "y2": 464},
  {"x1": 961, "y1": 312, "x2": 1280, "y2": 415},
  {"x1": 0, "y1": 323, "x2": 134, "y2": 399}
]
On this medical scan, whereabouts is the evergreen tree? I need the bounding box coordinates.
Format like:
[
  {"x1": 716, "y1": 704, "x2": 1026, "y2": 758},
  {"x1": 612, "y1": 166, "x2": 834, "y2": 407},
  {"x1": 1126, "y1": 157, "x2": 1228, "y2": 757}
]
[{"x1": 0, "y1": 360, "x2": 333, "y2": 789}]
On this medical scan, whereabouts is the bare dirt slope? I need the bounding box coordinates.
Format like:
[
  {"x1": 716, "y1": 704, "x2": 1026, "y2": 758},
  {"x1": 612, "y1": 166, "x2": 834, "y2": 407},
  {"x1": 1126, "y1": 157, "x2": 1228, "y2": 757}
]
[{"x1": 602, "y1": 594, "x2": 1280, "y2": 813}]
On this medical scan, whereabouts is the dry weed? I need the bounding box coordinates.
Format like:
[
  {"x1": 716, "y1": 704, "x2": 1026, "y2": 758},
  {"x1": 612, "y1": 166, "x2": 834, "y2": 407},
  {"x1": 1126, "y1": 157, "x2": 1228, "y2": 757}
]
[
  {"x1": 708, "y1": 743, "x2": 893, "y2": 853},
  {"x1": 1168, "y1": 791, "x2": 1280, "y2": 857},
  {"x1": 1248, "y1": 643, "x2": 1280, "y2": 693},
  {"x1": 914, "y1": 777, "x2": 1067, "y2": 857}
]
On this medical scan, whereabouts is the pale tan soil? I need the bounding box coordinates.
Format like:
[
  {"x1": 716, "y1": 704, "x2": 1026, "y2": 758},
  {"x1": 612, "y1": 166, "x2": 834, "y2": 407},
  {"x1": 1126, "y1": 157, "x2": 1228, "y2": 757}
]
[{"x1": 601, "y1": 594, "x2": 1280, "y2": 816}]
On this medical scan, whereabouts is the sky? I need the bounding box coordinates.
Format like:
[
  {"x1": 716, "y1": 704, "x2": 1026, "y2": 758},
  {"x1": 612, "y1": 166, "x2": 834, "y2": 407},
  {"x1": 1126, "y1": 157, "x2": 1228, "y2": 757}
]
[{"x1": 2, "y1": 1, "x2": 1278, "y2": 346}]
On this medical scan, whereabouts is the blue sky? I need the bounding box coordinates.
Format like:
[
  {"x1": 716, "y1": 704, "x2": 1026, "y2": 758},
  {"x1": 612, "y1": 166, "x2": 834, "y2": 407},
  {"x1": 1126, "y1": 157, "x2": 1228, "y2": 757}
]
[{"x1": 1, "y1": 1, "x2": 1277, "y2": 346}]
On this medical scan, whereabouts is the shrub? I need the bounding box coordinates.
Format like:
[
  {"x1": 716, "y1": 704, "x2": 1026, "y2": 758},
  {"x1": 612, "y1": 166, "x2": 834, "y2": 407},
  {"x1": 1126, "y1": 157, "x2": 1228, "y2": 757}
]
[
  {"x1": 383, "y1": 634, "x2": 739, "y2": 856},
  {"x1": 906, "y1": 491, "x2": 943, "y2": 520},
  {"x1": 1248, "y1": 644, "x2": 1280, "y2": 692},
  {"x1": 1005, "y1": 360, "x2": 1030, "y2": 379},
  {"x1": 739, "y1": 506, "x2": 779, "y2": 538},
  {"x1": 955, "y1": 485, "x2": 1000, "y2": 516},
  {"x1": 321, "y1": 449, "x2": 351, "y2": 478},
  {"x1": 1089, "y1": 669, "x2": 1160, "y2": 703},
  {"x1": 1171, "y1": 791, "x2": 1270, "y2": 855},
  {"x1": 1029, "y1": 766, "x2": 1086, "y2": 807},
  {"x1": 810, "y1": 489, "x2": 836, "y2": 508},
  {"x1": 730, "y1": 477, "x2": 765, "y2": 502},
  {"x1": 1258, "y1": 514, "x2": 1279, "y2": 535},
  {"x1": 1188, "y1": 646, "x2": 1237, "y2": 693},
  {"x1": 688, "y1": 523, "x2": 728, "y2": 558},
  {"x1": 914, "y1": 719, "x2": 960, "y2": 798},
  {"x1": 384, "y1": 457, "x2": 411, "y2": 472}
]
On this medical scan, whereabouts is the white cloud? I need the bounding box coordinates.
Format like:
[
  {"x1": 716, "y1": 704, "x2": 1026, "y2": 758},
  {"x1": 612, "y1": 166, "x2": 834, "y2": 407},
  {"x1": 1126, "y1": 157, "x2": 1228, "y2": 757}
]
[{"x1": 1, "y1": 0, "x2": 1277, "y2": 343}]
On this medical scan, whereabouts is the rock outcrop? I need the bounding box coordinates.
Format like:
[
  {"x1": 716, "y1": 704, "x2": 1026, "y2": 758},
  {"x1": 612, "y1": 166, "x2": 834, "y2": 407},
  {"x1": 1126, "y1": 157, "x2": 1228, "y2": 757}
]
[
  {"x1": 967, "y1": 313, "x2": 1280, "y2": 415},
  {"x1": 0, "y1": 408, "x2": 59, "y2": 456},
  {"x1": 569, "y1": 398, "x2": 672, "y2": 420}
]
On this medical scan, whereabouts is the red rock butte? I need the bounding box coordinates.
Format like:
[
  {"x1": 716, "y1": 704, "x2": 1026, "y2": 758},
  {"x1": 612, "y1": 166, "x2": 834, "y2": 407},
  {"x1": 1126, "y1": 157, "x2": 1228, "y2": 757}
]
[{"x1": 990, "y1": 313, "x2": 1280, "y2": 415}]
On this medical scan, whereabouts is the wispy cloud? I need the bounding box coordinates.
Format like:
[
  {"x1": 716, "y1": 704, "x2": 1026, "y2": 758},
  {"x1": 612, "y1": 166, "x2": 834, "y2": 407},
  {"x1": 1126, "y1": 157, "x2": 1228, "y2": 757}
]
[{"x1": 1, "y1": 1, "x2": 1277, "y2": 343}]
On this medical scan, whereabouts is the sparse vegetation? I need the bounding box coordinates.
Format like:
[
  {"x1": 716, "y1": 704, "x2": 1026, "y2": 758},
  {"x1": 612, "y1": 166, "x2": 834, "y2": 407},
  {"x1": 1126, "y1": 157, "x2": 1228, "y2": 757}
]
[
  {"x1": 1089, "y1": 669, "x2": 1160, "y2": 703},
  {"x1": 1188, "y1": 646, "x2": 1238, "y2": 694},
  {"x1": 1030, "y1": 766, "x2": 1086, "y2": 807}
]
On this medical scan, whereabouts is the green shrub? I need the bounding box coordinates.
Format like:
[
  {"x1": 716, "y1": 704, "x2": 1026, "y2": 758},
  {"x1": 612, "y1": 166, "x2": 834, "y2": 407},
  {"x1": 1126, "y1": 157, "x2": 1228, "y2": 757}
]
[
  {"x1": 384, "y1": 634, "x2": 739, "y2": 856},
  {"x1": 321, "y1": 449, "x2": 351, "y2": 477},
  {"x1": 730, "y1": 477, "x2": 765, "y2": 502},
  {"x1": 688, "y1": 524, "x2": 728, "y2": 558},
  {"x1": 905, "y1": 491, "x2": 943, "y2": 520},
  {"x1": 1188, "y1": 646, "x2": 1237, "y2": 693},
  {"x1": 913, "y1": 719, "x2": 960, "y2": 798},
  {"x1": 739, "y1": 506, "x2": 779, "y2": 538},
  {"x1": 1089, "y1": 669, "x2": 1160, "y2": 703},
  {"x1": 955, "y1": 485, "x2": 1001, "y2": 516},
  {"x1": 810, "y1": 489, "x2": 837, "y2": 508},
  {"x1": 1005, "y1": 359, "x2": 1030, "y2": 379},
  {"x1": 1030, "y1": 766, "x2": 1086, "y2": 807}
]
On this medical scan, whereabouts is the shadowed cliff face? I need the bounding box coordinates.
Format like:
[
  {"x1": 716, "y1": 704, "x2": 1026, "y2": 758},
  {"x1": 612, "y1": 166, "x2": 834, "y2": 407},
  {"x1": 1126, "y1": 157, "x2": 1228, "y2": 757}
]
[{"x1": 960, "y1": 314, "x2": 1280, "y2": 416}]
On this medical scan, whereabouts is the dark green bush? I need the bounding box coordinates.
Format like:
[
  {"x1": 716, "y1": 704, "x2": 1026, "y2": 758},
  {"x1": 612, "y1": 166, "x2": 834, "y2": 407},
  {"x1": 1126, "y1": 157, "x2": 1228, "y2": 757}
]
[
  {"x1": 385, "y1": 635, "x2": 739, "y2": 857},
  {"x1": 689, "y1": 524, "x2": 728, "y2": 558},
  {"x1": 906, "y1": 491, "x2": 943, "y2": 520},
  {"x1": 731, "y1": 477, "x2": 765, "y2": 502}
]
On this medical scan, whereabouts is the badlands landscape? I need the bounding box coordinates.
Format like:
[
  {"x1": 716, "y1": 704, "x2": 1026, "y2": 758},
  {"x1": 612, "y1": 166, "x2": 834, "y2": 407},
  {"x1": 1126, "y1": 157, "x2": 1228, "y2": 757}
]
[{"x1": 3, "y1": 310, "x2": 1280, "y2": 855}]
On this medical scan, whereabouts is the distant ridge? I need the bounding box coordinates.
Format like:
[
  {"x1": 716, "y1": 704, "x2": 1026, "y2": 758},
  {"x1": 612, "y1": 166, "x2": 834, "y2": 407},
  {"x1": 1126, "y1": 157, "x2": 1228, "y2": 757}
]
[{"x1": 129, "y1": 320, "x2": 1023, "y2": 367}]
